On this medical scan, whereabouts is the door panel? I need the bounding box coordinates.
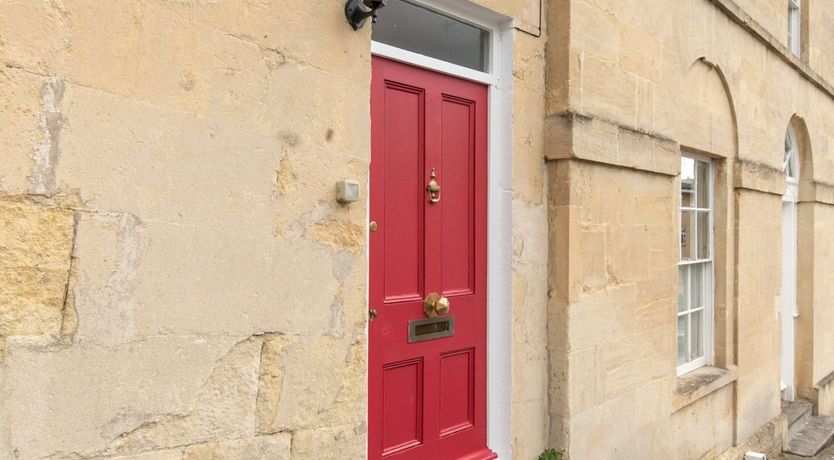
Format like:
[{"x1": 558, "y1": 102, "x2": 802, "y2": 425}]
[
  {"x1": 439, "y1": 348, "x2": 475, "y2": 436},
  {"x1": 382, "y1": 83, "x2": 425, "y2": 303},
  {"x1": 382, "y1": 358, "x2": 423, "y2": 454},
  {"x1": 369, "y1": 56, "x2": 493, "y2": 460},
  {"x1": 440, "y1": 96, "x2": 476, "y2": 296}
]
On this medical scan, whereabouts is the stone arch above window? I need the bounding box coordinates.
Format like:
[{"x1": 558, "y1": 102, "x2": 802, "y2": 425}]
[
  {"x1": 677, "y1": 58, "x2": 737, "y2": 158},
  {"x1": 784, "y1": 116, "x2": 814, "y2": 202}
]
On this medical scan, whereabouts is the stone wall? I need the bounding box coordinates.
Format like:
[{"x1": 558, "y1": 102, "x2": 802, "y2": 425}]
[
  {"x1": 545, "y1": 0, "x2": 834, "y2": 457},
  {"x1": 3, "y1": 0, "x2": 834, "y2": 458},
  {"x1": 807, "y1": 0, "x2": 834, "y2": 84},
  {"x1": 0, "y1": 0, "x2": 551, "y2": 458},
  {"x1": 1, "y1": 2, "x2": 373, "y2": 458}
]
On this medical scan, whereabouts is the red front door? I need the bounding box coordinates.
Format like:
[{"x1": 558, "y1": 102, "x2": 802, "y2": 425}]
[{"x1": 369, "y1": 56, "x2": 492, "y2": 460}]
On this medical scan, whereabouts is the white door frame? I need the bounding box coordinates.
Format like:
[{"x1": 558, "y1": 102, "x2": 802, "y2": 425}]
[
  {"x1": 370, "y1": 2, "x2": 514, "y2": 457},
  {"x1": 781, "y1": 125, "x2": 800, "y2": 401}
]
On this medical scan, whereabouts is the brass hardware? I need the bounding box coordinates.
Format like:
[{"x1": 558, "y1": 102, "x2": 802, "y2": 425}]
[
  {"x1": 426, "y1": 169, "x2": 441, "y2": 204},
  {"x1": 408, "y1": 316, "x2": 455, "y2": 343},
  {"x1": 369, "y1": 221, "x2": 378, "y2": 232},
  {"x1": 423, "y1": 292, "x2": 450, "y2": 317},
  {"x1": 369, "y1": 309, "x2": 378, "y2": 321}
]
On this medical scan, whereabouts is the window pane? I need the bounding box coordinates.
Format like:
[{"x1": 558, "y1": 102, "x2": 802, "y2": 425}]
[
  {"x1": 690, "y1": 310, "x2": 704, "y2": 361},
  {"x1": 681, "y1": 157, "x2": 695, "y2": 207},
  {"x1": 691, "y1": 265, "x2": 702, "y2": 309},
  {"x1": 696, "y1": 160, "x2": 710, "y2": 208},
  {"x1": 697, "y1": 211, "x2": 710, "y2": 259},
  {"x1": 678, "y1": 266, "x2": 688, "y2": 312},
  {"x1": 681, "y1": 211, "x2": 696, "y2": 261},
  {"x1": 677, "y1": 315, "x2": 688, "y2": 366},
  {"x1": 372, "y1": 0, "x2": 490, "y2": 71}
]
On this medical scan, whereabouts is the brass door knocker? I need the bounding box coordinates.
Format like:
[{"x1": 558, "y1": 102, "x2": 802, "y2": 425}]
[{"x1": 427, "y1": 169, "x2": 441, "y2": 204}]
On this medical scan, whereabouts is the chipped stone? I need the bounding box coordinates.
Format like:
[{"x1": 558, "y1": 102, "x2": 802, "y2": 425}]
[
  {"x1": 0, "y1": 197, "x2": 75, "y2": 336},
  {"x1": 256, "y1": 334, "x2": 366, "y2": 433},
  {"x1": 308, "y1": 219, "x2": 363, "y2": 251},
  {"x1": 29, "y1": 76, "x2": 65, "y2": 196}
]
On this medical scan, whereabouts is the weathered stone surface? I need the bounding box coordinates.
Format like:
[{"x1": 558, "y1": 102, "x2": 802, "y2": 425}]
[
  {"x1": 90, "y1": 449, "x2": 183, "y2": 460},
  {"x1": 291, "y1": 424, "x2": 365, "y2": 460},
  {"x1": 256, "y1": 333, "x2": 366, "y2": 434},
  {"x1": 71, "y1": 212, "x2": 143, "y2": 347},
  {"x1": 0, "y1": 335, "x2": 248, "y2": 458},
  {"x1": 0, "y1": 197, "x2": 74, "y2": 336},
  {"x1": 0, "y1": 68, "x2": 41, "y2": 194},
  {"x1": 182, "y1": 435, "x2": 290, "y2": 460},
  {"x1": 106, "y1": 336, "x2": 262, "y2": 454},
  {"x1": 130, "y1": 222, "x2": 342, "y2": 337}
]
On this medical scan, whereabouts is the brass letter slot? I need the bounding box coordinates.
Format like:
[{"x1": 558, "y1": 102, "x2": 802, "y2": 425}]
[{"x1": 408, "y1": 316, "x2": 455, "y2": 343}]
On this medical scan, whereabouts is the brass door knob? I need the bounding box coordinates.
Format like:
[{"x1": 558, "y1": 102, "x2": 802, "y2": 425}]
[{"x1": 424, "y1": 292, "x2": 450, "y2": 317}]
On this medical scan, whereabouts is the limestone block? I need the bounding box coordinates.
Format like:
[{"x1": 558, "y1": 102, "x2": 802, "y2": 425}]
[
  {"x1": 130, "y1": 221, "x2": 341, "y2": 337},
  {"x1": 72, "y1": 212, "x2": 143, "y2": 347},
  {"x1": 578, "y1": 56, "x2": 637, "y2": 127},
  {"x1": 511, "y1": 329, "x2": 548, "y2": 404},
  {"x1": 617, "y1": 125, "x2": 652, "y2": 170},
  {"x1": 182, "y1": 435, "x2": 291, "y2": 460},
  {"x1": 619, "y1": 23, "x2": 661, "y2": 82},
  {"x1": 568, "y1": 378, "x2": 671, "y2": 459},
  {"x1": 569, "y1": 284, "x2": 637, "y2": 351},
  {"x1": 670, "y1": 384, "x2": 734, "y2": 459},
  {"x1": 256, "y1": 334, "x2": 366, "y2": 434},
  {"x1": 510, "y1": 399, "x2": 549, "y2": 460},
  {"x1": 714, "y1": 414, "x2": 785, "y2": 460},
  {"x1": 0, "y1": 68, "x2": 42, "y2": 194},
  {"x1": 0, "y1": 198, "x2": 74, "y2": 336},
  {"x1": 52, "y1": 1, "x2": 144, "y2": 100},
  {"x1": 602, "y1": 328, "x2": 670, "y2": 400},
  {"x1": 578, "y1": 226, "x2": 606, "y2": 291},
  {"x1": 568, "y1": 346, "x2": 603, "y2": 415},
  {"x1": 0, "y1": 0, "x2": 67, "y2": 74},
  {"x1": 193, "y1": 0, "x2": 371, "y2": 84},
  {"x1": 571, "y1": 0, "x2": 619, "y2": 62},
  {"x1": 512, "y1": 86, "x2": 546, "y2": 205},
  {"x1": 107, "y1": 336, "x2": 263, "y2": 454},
  {"x1": 290, "y1": 424, "x2": 365, "y2": 460},
  {"x1": 570, "y1": 115, "x2": 619, "y2": 165},
  {"x1": 1, "y1": 335, "x2": 249, "y2": 458},
  {"x1": 58, "y1": 83, "x2": 282, "y2": 235}
]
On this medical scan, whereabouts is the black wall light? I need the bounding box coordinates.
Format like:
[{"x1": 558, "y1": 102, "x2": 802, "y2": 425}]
[{"x1": 345, "y1": 0, "x2": 386, "y2": 30}]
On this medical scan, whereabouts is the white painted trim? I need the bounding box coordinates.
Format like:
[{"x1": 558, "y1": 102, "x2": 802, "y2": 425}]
[
  {"x1": 370, "y1": 2, "x2": 514, "y2": 457},
  {"x1": 370, "y1": 42, "x2": 497, "y2": 86},
  {"x1": 486, "y1": 25, "x2": 514, "y2": 460},
  {"x1": 677, "y1": 153, "x2": 715, "y2": 377}
]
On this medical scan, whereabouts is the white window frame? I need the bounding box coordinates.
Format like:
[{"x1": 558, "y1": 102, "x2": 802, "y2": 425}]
[
  {"x1": 784, "y1": 123, "x2": 800, "y2": 201},
  {"x1": 677, "y1": 152, "x2": 715, "y2": 376},
  {"x1": 788, "y1": 0, "x2": 801, "y2": 56}
]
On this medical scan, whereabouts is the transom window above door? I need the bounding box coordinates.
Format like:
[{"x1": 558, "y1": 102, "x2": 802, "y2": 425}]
[{"x1": 372, "y1": 0, "x2": 491, "y2": 72}]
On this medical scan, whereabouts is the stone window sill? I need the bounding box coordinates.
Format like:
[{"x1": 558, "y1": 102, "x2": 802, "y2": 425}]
[{"x1": 672, "y1": 365, "x2": 738, "y2": 412}]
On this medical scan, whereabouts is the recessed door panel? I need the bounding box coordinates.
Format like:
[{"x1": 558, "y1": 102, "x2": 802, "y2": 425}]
[
  {"x1": 383, "y1": 83, "x2": 425, "y2": 303},
  {"x1": 439, "y1": 348, "x2": 475, "y2": 436},
  {"x1": 440, "y1": 97, "x2": 476, "y2": 297},
  {"x1": 383, "y1": 359, "x2": 424, "y2": 454}
]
